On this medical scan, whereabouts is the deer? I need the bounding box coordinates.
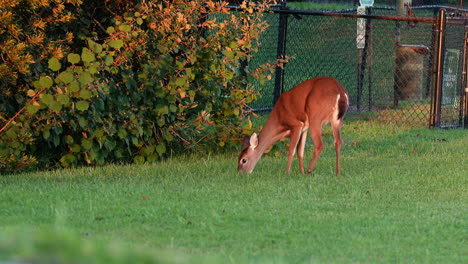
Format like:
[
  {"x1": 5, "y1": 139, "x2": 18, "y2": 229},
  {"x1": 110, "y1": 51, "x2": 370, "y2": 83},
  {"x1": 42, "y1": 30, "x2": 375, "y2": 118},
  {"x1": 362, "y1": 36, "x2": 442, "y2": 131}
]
[{"x1": 238, "y1": 77, "x2": 349, "y2": 176}]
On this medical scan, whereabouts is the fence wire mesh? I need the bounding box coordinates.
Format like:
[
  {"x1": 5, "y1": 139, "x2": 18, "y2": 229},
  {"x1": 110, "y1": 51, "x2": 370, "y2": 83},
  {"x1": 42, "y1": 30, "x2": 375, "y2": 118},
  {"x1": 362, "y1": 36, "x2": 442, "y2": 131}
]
[
  {"x1": 244, "y1": 5, "x2": 467, "y2": 128},
  {"x1": 440, "y1": 16, "x2": 465, "y2": 127}
]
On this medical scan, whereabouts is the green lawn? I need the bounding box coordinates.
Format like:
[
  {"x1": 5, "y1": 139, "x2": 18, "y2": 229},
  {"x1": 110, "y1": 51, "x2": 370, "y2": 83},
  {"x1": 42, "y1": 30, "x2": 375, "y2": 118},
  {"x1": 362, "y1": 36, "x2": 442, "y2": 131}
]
[{"x1": 1, "y1": 119, "x2": 467, "y2": 263}]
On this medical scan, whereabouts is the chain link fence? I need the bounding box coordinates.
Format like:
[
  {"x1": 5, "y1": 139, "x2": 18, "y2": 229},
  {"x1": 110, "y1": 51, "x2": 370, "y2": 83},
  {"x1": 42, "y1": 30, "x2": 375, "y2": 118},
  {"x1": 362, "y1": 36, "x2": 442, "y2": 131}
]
[
  {"x1": 440, "y1": 12, "x2": 466, "y2": 127},
  {"x1": 244, "y1": 4, "x2": 467, "y2": 128}
]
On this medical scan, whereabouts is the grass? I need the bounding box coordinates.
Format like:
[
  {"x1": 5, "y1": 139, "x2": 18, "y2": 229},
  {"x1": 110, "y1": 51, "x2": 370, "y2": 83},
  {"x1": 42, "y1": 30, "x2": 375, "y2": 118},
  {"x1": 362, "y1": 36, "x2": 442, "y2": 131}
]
[{"x1": 1, "y1": 119, "x2": 467, "y2": 263}]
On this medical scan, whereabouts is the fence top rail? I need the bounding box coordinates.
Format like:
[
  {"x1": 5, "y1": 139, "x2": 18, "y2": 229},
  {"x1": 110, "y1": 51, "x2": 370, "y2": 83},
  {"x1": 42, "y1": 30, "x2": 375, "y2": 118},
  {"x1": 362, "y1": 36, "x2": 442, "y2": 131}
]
[
  {"x1": 228, "y1": 7, "x2": 437, "y2": 24},
  {"x1": 372, "y1": 5, "x2": 468, "y2": 12},
  {"x1": 227, "y1": 5, "x2": 468, "y2": 25}
]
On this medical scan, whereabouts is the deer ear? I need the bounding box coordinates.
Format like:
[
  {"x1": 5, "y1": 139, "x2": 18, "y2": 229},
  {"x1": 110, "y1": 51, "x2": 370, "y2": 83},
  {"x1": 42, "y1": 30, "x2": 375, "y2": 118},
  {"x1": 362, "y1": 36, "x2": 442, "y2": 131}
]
[
  {"x1": 242, "y1": 133, "x2": 258, "y2": 149},
  {"x1": 249, "y1": 133, "x2": 258, "y2": 149}
]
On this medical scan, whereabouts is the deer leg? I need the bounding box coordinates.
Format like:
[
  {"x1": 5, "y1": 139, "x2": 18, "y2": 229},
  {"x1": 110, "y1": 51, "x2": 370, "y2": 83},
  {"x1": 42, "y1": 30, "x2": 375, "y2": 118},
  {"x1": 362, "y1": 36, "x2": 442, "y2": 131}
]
[
  {"x1": 286, "y1": 128, "x2": 302, "y2": 173},
  {"x1": 296, "y1": 130, "x2": 308, "y2": 174},
  {"x1": 332, "y1": 120, "x2": 343, "y2": 177},
  {"x1": 307, "y1": 124, "x2": 323, "y2": 174}
]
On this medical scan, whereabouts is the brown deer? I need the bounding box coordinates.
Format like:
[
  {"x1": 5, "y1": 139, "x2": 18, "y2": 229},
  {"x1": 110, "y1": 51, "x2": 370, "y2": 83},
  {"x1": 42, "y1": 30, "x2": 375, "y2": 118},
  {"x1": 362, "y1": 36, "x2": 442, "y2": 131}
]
[{"x1": 238, "y1": 77, "x2": 349, "y2": 176}]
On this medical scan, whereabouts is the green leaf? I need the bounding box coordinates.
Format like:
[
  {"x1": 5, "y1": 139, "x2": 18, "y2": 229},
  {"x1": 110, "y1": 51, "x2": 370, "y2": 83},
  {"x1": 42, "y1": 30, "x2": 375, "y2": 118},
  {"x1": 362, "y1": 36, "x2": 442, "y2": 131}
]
[
  {"x1": 65, "y1": 135, "x2": 74, "y2": 144},
  {"x1": 78, "y1": 117, "x2": 88, "y2": 128},
  {"x1": 79, "y1": 89, "x2": 93, "y2": 100},
  {"x1": 134, "y1": 155, "x2": 145, "y2": 164},
  {"x1": 93, "y1": 129, "x2": 104, "y2": 138},
  {"x1": 60, "y1": 154, "x2": 76, "y2": 167},
  {"x1": 105, "y1": 55, "x2": 114, "y2": 66},
  {"x1": 5, "y1": 127, "x2": 19, "y2": 139},
  {"x1": 81, "y1": 138, "x2": 92, "y2": 150},
  {"x1": 109, "y1": 39, "x2": 124, "y2": 49},
  {"x1": 41, "y1": 94, "x2": 54, "y2": 105},
  {"x1": 89, "y1": 66, "x2": 98, "y2": 74},
  {"x1": 131, "y1": 136, "x2": 139, "y2": 146},
  {"x1": 157, "y1": 44, "x2": 168, "y2": 54},
  {"x1": 43, "y1": 129, "x2": 50, "y2": 140},
  {"x1": 125, "y1": 79, "x2": 137, "y2": 89},
  {"x1": 79, "y1": 72, "x2": 93, "y2": 85},
  {"x1": 119, "y1": 24, "x2": 131, "y2": 32},
  {"x1": 48, "y1": 57, "x2": 61, "y2": 71},
  {"x1": 156, "y1": 144, "x2": 166, "y2": 155},
  {"x1": 39, "y1": 76, "x2": 53, "y2": 88},
  {"x1": 175, "y1": 76, "x2": 187, "y2": 87},
  {"x1": 154, "y1": 104, "x2": 168, "y2": 116},
  {"x1": 81, "y1": 48, "x2": 96, "y2": 63},
  {"x1": 49, "y1": 101, "x2": 62, "y2": 112},
  {"x1": 147, "y1": 154, "x2": 158, "y2": 162},
  {"x1": 104, "y1": 139, "x2": 116, "y2": 151},
  {"x1": 71, "y1": 144, "x2": 81, "y2": 153},
  {"x1": 69, "y1": 81, "x2": 80, "y2": 92},
  {"x1": 10, "y1": 141, "x2": 21, "y2": 149},
  {"x1": 143, "y1": 145, "x2": 155, "y2": 156},
  {"x1": 229, "y1": 41, "x2": 237, "y2": 49},
  {"x1": 225, "y1": 70, "x2": 234, "y2": 80},
  {"x1": 59, "y1": 71, "x2": 74, "y2": 84},
  {"x1": 58, "y1": 94, "x2": 70, "y2": 105},
  {"x1": 88, "y1": 40, "x2": 102, "y2": 53},
  {"x1": 106, "y1": 26, "x2": 115, "y2": 34},
  {"x1": 76, "y1": 101, "x2": 89, "y2": 111},
  {"x1": 225, "y1": 50, "x2": 235, "y2": 60},
  {"x1": 94, "y1": 98, "x2": 104, "y2": 111},
  {"x1": 68, "y1": 53, "x2": 81, "y2": 64},
  {"x1": 165, "y1": 133, "x2": 174, "y2": 141},
  {"x1": 26, "y1": 104, "x2": 40, "y2": 115},
  {"x1": 52, "y1": 135, "x2": 60, "y2": 146},
  {"x1": 118, "y1": 129, "x2": 127, "y2": 139},
  {"x1": 169, "y1": 104, "x2": 178, "y2": 113}
]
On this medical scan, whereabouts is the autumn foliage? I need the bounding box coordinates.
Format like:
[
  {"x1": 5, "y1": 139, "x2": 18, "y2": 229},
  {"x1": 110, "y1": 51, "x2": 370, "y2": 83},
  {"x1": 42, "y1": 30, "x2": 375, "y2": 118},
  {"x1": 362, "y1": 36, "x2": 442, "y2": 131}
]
[{"x1": 0, "y1": 0, "x2": 276, "y2": 171}]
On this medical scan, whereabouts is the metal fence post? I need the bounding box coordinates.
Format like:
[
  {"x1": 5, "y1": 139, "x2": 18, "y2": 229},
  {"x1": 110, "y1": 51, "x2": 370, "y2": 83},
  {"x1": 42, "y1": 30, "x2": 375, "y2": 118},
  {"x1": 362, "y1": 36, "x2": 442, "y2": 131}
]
[
  {"x1": 430, "y1": 8, "x2": 446, "y2": 128},
  {"x1": 273, "y1": 2, "x2": 288, "y2": 106},
  {"x1": 357, "y1": 6, "x2": 372, "y2": 111},
  {"x1": 464, "y1": 25, "x2": 468, "y2": 128}
]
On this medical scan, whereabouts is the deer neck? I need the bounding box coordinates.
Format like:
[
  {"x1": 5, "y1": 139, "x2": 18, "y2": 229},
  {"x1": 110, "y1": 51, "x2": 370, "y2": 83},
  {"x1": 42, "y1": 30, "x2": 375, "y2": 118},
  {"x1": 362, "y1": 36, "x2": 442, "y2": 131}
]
[{"x1": 256, "y1": 118, "x2": 284, "y2": 155}]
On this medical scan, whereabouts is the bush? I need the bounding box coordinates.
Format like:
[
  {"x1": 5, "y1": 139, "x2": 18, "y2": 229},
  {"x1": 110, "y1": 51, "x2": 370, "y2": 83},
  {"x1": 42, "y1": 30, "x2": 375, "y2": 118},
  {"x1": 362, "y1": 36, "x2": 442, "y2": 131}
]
[{"x1": 0, "y1": 0, "x2": 277, "y2": 171}]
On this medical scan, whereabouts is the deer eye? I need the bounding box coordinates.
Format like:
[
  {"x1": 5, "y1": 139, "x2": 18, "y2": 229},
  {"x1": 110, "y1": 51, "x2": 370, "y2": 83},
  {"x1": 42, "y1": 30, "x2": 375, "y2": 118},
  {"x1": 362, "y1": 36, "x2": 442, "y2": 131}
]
[{"x1": 241, "y1": 158, "x2": 247, "y2": 164}]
